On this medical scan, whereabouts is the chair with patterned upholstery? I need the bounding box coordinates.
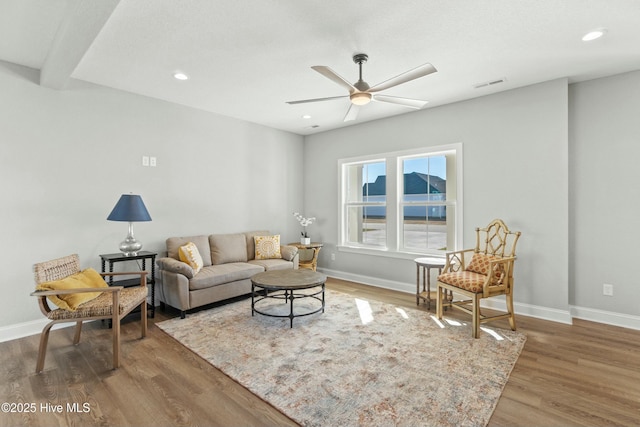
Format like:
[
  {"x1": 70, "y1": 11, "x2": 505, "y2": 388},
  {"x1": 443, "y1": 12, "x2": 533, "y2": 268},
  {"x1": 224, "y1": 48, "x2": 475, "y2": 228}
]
[
  {"x1": 31, "y1": 254, "x2": 148, "y2": 373},
  {"x1": 436, "y1": 219, "x2": 521, "y2": 338}
]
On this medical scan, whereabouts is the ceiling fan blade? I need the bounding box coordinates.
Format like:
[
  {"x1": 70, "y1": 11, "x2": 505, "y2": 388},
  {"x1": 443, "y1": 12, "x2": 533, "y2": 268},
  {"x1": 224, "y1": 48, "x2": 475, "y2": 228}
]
[
  {"x1": 343, "y1": 104, "x2": 360, "y2": 122},
  {"x1": 368, "y1": 63, "x2": 437, "y2": 93},
  {"x1": 286, "y1": 95, "x2": 348, "y2": 105},
  {"x1": 372, "y1": 95, "x2": 428, "y2": 109},
  {"x1": 312, "y1": 66, "x2": 357, "y2": 93}
]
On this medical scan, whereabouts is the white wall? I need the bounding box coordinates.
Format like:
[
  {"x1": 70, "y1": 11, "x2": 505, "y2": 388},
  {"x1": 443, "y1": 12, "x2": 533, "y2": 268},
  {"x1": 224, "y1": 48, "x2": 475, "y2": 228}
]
[
  {"x1": 0, "y1": 61, "x2": 304, "y2": 329},
  {"x1": 304, "y1": 79, "x2": 570, "y2": 319},
  {"x1": 569, "y1": 70, "x2": 640, "y2": 318}
]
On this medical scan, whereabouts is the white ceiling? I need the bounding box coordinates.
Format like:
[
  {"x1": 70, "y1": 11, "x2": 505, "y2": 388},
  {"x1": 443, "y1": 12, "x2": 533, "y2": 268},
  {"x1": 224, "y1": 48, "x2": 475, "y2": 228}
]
[{"x1": 2, "y1": 0, "x2": 640, "y2": 135}]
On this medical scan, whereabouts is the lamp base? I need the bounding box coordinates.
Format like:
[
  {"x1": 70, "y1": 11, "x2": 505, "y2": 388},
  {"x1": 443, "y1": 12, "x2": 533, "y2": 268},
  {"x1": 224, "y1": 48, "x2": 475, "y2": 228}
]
[
  {"x1": 119, "y1": 237, "x2": 142, "y2": 257},
  {"x1": 119, "y1": 222, "x2": 142, "y2": 256}
]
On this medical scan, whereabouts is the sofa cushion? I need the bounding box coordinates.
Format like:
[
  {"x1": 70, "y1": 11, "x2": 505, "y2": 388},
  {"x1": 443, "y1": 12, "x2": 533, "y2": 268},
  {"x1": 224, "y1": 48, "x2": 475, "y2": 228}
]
[
  {"x1": 178, "y1": 242, "x2": 204, "y2": 275},
  {"x1": 189, "y1": 263, "x2": 264, "y2": 290},
  {"x1": 254, "y1": 235, "x2": 282, "y2": 259},
  {"x1": 167, "y1": 235, "x2": 212, "y2": 266},
  {"x1": 210, "y1": 233, "x2": 248, "y2": 265},
  {"x1": 244, "y1": 230, "x2": 270, "y2": 260},
  {"x1": 248, "y1": 259, "x2": 294, "y2": 271}
]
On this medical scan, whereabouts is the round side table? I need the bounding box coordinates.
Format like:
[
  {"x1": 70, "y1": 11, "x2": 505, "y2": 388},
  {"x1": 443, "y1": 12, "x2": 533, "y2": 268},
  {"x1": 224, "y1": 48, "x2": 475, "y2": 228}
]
[{"x1": 414, "y1": 257, "x2": 446, "y2": 310}]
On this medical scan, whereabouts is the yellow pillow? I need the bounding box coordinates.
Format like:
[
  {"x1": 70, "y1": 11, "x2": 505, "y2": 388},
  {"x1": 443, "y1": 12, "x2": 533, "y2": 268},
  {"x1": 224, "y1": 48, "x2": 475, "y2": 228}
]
[
  {"x1": 254, "y1": 235, "x2": 282, "y2": 260},
  {"x1": 179, "y1": 242, "x2": 203, "y2": 274},
  {"x1": 36, "y1": 268, "x2": 108, "y2": 311}
]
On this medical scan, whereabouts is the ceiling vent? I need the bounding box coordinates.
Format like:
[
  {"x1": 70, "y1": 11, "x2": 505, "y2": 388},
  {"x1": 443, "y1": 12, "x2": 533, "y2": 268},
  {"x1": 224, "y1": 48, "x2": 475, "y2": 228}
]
[{"x1": 474, "y1": 78, "x2": 506, "y2": 89}]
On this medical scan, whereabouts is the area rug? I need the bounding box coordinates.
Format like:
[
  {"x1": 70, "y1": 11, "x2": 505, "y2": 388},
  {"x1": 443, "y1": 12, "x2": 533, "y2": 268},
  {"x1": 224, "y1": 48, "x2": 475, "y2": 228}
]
[{"x1": 157, "y1": 289, "x2": 526, "y2": 427}]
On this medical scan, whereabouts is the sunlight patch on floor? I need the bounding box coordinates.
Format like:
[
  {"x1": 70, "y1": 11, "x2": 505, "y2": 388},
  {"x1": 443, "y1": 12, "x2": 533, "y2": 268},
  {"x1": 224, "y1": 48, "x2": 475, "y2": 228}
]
[
  {"x1": 445, "y1": 318, "x2": 463, "y2": 327},
  {"x1": 395, "y1": 307, "x2": 409, "y2": 319},
  {"x1": 480, "y1": 327, "x2": 505, "y2": 341},
  {"x1": 430, "y1": 315, "x2": 445, "y2": 328},
  {"x1": 355, "y1": 298, "x2": 374, "y2": 324}
]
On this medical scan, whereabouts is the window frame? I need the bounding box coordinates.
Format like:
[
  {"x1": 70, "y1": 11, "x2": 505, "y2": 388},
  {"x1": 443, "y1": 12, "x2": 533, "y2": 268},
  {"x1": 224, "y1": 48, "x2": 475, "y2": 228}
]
[{"x1": 338, "y1": 143, "x2": 463, "y2": 259}]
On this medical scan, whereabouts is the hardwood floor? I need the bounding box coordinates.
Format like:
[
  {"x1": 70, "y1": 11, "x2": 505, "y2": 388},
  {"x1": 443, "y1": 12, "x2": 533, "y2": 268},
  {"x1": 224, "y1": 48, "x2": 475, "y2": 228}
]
[{"x1": 3, "y1": 278, "x2": 639, "y2": 426}]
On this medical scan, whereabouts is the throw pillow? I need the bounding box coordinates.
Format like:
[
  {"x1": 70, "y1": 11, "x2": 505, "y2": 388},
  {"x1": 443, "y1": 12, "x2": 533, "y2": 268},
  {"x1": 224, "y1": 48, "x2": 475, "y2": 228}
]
[
  {"x1": 466, "y1": 253, "x2": 505, "y2": 284},
  {"x1": 36, "y1": 268, "x2": 108, "y2": 311},
  {"x1": 178, "y1": 242, "x2": 204, "y2": 275},
  {"x1": 254, "y1": 235, "x2": 282, "y2": 260}
]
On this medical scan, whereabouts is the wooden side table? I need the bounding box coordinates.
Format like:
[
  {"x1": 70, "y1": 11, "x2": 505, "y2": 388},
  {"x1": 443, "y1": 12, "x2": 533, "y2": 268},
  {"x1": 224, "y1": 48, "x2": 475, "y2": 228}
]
[
  {"x1": 100, "y1": 251, "x2": 157, "y2": 318},
  {"x1": 288, "y1": 242, "x2": 323, "y2": 271},
  {"x1": 414, "y1": 257, "x2": 446, "y2": 310}
]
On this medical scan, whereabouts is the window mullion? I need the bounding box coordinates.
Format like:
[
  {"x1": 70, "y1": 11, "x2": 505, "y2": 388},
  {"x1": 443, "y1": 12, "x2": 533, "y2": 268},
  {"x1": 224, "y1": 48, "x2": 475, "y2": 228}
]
[{"x1": 386, "y1": 157, "x2": 398, "y2": 251}]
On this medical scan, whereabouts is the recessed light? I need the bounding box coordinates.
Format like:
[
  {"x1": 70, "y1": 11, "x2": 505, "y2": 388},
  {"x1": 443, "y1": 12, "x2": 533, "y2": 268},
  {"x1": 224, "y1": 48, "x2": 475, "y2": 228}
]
[
  {"x1": 173, "y1": 72, "x2": 189, "y2": 80},
  {"x1": 302, "y1": 114, "x2": 311, "y2": 119},
  {"x1": 582, "y1": 28, "x2": 607, "y2": 41}
]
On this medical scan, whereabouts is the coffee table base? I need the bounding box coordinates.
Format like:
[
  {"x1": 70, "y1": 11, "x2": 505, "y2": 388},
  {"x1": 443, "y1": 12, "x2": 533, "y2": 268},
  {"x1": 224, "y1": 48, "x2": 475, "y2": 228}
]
[{"x1": 252, "y1": 284, "x2": 325, "y2": 327}]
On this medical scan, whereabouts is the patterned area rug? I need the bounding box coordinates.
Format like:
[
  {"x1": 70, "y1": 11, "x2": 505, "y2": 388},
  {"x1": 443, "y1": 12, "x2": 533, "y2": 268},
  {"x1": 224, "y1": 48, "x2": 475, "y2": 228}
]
[{"x1": 157, "y1": 289, "x2": 526, "y2": 427}]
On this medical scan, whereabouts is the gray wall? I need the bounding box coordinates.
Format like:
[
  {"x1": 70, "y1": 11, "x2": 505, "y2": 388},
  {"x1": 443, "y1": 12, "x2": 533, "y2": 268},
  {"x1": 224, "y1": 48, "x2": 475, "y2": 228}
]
[
  {"x1": 303, "y1": 79, "x2": 570, "y2": 317},
  {"x1": 2, "y1": 57, "x2": 638, "y2": 334},
  {"x1": 569, "y1": 70, "x2": 640, "y2": 316},
  {"x1": 0, "y1": 61, "x2": 304, "y2": 328}
]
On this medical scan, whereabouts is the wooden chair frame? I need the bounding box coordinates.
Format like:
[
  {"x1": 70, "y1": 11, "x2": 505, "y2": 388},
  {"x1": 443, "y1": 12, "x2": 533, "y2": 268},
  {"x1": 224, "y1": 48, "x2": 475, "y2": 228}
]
[
  {"x1": 436, "y1": 219, "x2": 521, "y2": 338},
  {"x1": 31, "y1": 254, "x2": 148, "y2": 373}
]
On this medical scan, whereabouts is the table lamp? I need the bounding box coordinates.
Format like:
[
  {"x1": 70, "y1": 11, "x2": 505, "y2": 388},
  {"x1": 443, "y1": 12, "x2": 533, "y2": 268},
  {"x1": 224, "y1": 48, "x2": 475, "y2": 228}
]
[{"x1": 107, "y1": 194, "x2": 152, "y2": 256}]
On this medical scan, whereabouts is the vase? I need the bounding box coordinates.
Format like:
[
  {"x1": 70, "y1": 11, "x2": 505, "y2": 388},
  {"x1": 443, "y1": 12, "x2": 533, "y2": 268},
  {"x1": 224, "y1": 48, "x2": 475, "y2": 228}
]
[{"x1": 301, "y1": 237, "x2": 311, "y2": 245}]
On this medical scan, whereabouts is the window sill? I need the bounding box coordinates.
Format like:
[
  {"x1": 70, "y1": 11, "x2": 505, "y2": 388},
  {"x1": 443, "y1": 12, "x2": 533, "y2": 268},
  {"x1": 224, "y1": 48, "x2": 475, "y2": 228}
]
[{"x1": 337, "y1": 245, "x2": 445, "y2": 261}]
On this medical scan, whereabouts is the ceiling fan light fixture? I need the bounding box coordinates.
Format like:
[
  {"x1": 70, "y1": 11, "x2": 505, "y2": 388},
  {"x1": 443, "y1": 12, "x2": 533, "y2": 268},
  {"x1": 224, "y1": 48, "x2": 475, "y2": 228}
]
[{"x1": 350, "y1": 92, "x2": 372, "y2": 106}]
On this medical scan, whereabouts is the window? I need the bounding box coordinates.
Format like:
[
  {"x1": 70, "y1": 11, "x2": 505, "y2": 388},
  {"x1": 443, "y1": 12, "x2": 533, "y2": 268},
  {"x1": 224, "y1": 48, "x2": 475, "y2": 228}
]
[
  {"x1": 339, "y1": 144, "x2": 462, "y2": 257},
  {"x1": 343, "y1": 160, "x2": 387, "y2": 248}
]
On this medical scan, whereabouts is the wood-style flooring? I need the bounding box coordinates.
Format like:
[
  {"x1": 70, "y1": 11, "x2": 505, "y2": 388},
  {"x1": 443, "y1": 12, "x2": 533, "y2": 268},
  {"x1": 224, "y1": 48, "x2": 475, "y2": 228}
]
[{"x1": 2, "y1": 278, "x2": 639, "y2": 426}]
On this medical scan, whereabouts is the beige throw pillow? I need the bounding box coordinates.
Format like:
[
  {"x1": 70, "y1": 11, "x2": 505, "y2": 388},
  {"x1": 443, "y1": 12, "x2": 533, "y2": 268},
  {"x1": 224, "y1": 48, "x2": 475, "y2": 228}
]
[{"x1": 254, "y1": 235, "x2": 282, "y2": 260}]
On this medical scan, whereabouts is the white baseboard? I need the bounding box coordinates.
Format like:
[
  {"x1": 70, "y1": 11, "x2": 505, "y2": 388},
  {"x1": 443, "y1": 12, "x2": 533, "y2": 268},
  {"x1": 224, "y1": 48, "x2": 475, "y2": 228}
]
[
  {"x1": 319, "y1": 268, "x2": 415, "y2": 295},
  {"x1": 570, "y1": 306, "x2": 640, "y2": 331},
  {"x1": 480, "y1": 298, "x2": 573, "y2": 324},
  {"x1": 0, "y1": 319, "x2": 72, "y2": 343},
  {"x1": 320, "y1": 267, "x2": 640, "y2": 330}
]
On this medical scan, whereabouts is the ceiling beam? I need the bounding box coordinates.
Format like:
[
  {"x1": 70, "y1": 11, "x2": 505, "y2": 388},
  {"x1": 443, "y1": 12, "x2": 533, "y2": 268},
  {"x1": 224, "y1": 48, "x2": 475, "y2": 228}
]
[{"x1": 39, "y1": 0, "x2": 121, "y2": 89}]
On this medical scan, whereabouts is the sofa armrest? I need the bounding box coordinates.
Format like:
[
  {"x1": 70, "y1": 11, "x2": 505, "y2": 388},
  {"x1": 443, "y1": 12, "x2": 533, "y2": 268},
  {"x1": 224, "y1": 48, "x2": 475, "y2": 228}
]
[
  {"x1": 280, "y1": 245, "x2": 298, "y2": 262},
  {"x1": 156, "y1": 257, "x2": 195, "y2": 279}
]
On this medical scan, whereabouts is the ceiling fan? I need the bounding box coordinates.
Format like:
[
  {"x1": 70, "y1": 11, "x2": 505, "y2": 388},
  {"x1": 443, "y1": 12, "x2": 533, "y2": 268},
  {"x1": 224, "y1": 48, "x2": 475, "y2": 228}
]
[{"x1": 286, "y1": 53, "x2": 437, "y2": 122}]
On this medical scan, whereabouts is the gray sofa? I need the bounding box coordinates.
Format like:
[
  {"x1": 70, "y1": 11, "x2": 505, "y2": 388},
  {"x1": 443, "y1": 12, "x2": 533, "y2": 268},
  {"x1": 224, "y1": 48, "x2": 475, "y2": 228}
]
[{"x1": 156, "y1": 231, "x2": 298, "y2": 318}]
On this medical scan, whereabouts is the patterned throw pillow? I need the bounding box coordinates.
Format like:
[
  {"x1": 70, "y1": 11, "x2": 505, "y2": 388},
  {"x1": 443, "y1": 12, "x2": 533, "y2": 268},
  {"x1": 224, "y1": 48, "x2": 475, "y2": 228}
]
[
  {"x1": 466, "y1": 253, "x2": 505, "y2": 284},
  {"x1": 254, "y1": 235, "x2": 282, "y2": 260},
  {"x1": 179, "y1": 242, "x2": 204, "y2": 274}
]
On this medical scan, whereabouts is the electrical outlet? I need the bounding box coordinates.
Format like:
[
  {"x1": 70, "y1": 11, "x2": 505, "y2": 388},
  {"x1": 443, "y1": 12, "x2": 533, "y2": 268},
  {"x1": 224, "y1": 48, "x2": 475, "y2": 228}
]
[
  {"x1": 150, "y1": 157, "x2": 157, "y2": 167},
  {"x1": 331, "y1": 253, "x2": 335, "y2": 261},
  {"x1": 603, "y1": 283, "x2": 613, "y2": 296},
  {"x1": 142, "y1": 156, "x2": 149, "y2": 166}
]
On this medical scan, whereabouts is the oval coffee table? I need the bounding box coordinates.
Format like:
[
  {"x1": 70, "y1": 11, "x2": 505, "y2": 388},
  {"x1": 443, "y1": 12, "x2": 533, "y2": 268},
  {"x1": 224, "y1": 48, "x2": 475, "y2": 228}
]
[{"x1": 251, "y1": 269, "x2": 326, "y2": 327}]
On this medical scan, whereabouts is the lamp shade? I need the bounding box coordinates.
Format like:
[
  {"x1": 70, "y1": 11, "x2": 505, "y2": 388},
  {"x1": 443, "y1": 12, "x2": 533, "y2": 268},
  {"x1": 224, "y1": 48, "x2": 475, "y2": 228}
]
[{"x1": 107, "y1": 194, "x2": 152, "y2": 222}]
